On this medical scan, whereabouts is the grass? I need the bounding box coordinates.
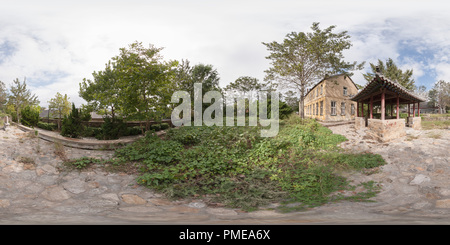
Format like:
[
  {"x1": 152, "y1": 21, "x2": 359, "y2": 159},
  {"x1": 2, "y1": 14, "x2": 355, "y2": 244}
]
[
  {"x1": 64, "y1": 115, "x2": 387, "y2": 212},
  {"x1": 422, "y1": 120, "x2": 450, "y2": 130}
]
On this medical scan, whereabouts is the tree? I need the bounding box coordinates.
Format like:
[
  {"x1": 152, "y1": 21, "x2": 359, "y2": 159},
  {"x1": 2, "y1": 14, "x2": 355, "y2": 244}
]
[
  {"x1": 112, "y1": 42, "x2": 178, "y2": 129},
  {"x1": 48, "y1": 92, "x2": 71, "y2": 130},
  {"x1": 363, "y1": 58, "x2": 416, "y2": 91},
  {"x1": 61, "y1": 103, "x2": 83, "y2": 138},
  {"x1": 8, "y1": 78, "x2": 39, "y2": 123},
  {"x1": 0, "y1": 81, "x2": 7, "y2": 111},
  {"x1": 262, "y1": 22, "x2": 364, "y2": 118},
  {"x1": 173, "y1": 60, "x2": 222, "y2": 113},
  {"x1": 20, "y1": 104, "x2": 40, "y2": 127},
  {"x1": 225, "y1": 76, "x2": 262, "y2": 98},
  {"x1": 283, "y1": 90, "x2": 300, "y2": 112},
  {"x1": 80, "y1": 61, "x2": 122, "y2": 120},
  {"x1": 428, "y1": 80, "x2": 450, "y2": 114}
]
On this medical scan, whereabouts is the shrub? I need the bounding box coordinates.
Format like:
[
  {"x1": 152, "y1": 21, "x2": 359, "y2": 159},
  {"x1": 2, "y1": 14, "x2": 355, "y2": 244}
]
[
  {"x1": 20, "y1": 105, "x2": 40, "y2": 127},
  {"x1": 61, "y1": 103, "x2": 84, "y2": 138},
  {"x1": 37, "y1": 121, "x2": 57, "y2": 131},
  {"x1": 160, "y1": 123, "x2": 170, "y2": 130},
  {"x1": 150, "y1": 124, "x2": 161, "y2": 131},
  {"x1": 95, "y1": 117, "x2": 127, "y2": 140},
  {"x1": 126, "y1": 126, "x2": 143, "y2": 136}
]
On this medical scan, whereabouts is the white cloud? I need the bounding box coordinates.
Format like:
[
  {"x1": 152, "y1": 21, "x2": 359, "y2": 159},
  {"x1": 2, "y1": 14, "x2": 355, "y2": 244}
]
[{"x1": 0, "y1": 0, "x2": 449, "y2": 108}]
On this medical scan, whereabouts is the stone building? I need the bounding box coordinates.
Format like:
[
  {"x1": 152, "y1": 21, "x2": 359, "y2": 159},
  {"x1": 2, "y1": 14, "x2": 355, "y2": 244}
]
[{"x1": 303, "y1": 74, "x2": 359, "y2": 122}]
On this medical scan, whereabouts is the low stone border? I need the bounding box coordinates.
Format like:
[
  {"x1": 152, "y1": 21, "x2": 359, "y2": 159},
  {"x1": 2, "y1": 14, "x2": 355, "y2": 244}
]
[{"x1": 14, "y1": 123, "x2": 165, "y2": 150}]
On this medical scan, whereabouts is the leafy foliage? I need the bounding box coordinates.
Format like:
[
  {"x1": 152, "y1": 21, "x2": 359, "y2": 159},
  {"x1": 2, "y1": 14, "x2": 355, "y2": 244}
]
[
  {"x1": 66, "y1": 114, "x2": 386, "y2": 211},
  {"x1": 61, "y1": 103, "x2": 84, "y2": 138},
  {"x1": 20, "y1": 105, "x2": 40, "y2": 127}
]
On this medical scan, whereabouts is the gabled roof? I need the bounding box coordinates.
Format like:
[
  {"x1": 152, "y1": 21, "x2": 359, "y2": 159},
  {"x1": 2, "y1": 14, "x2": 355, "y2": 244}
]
[
  {"x1": 350, "y1": 72, "x2": 426, "y2": 103},
  {"x1": 305, "y1": 74, "x2": 358, "y2": 97}
]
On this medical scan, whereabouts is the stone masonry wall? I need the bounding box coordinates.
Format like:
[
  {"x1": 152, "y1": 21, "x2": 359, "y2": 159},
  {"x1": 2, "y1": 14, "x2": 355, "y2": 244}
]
[
  {"x1": 354, "y1": 117, "x2": 365, "y2": 130},
  {"x1": 410, "y1": 116, "x2": 422, "y2": 130},
  {"x1": 367, "y1": 119, "x2": 406, "y2": 142}
]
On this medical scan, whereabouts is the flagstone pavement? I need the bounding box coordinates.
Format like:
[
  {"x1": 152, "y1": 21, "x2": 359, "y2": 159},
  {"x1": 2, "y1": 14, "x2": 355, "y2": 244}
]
[{"x1": 0, "y1": 124, "x2": 449, "y2": 224}]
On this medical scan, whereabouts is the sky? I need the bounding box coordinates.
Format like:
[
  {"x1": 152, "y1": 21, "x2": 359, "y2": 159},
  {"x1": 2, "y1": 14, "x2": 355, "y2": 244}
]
[{"x1": 0, "y1": 0, "x2": 449, "y2": 108}]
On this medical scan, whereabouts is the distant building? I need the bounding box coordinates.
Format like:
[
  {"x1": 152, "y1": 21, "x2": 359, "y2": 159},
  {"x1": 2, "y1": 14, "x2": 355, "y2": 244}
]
[{"x1": 303, "y1": 74, "x2": 359, "y2": 122}]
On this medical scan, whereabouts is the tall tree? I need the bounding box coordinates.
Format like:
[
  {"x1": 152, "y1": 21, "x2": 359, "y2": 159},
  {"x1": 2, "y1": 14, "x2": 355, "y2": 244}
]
[
  {"x1": 262, "y1": 22, "x2": 364, "y2": 118},
  {"x1": 8, "y1": 78, "x2": 39, "y2": 123},
  {"x1": 173, "y1": 61, "x2": 222, "y2": 109},
  {"x1": 80, "y1": 61, "x2": 122, "y2": 120},
  {"x1": 111, "y1": 42, "x2": 178, "y2": 129},
  {"x1": 225, "y1": 76, "x2": 262, "y2": 98},
  {"x1": 48, "y1": 92, "x2": 71, "y2": 130},
  {"x1": 0, "y1": 81, "x2": 7, "y2": 111},
  {"x1": 363, "y1": 58, "x2": 416, "y2": 91},
  {"x1": 428, "y1": 80, "x2": 450, "y2": 114}
]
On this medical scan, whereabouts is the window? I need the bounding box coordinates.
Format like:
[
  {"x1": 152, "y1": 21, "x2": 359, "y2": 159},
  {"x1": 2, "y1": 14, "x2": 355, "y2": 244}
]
[
  {"x1": 320, "y1": 84, "x2": 323, "y2": 95},
  {"x1": 331, "y1": 101, "x2": 336, "y2": 116},
  {"x1": 341, "y1": 102, "x2": 346, "y2": 116},
  {"x1": 316, "y1": 102, "x2": 319, "y2": 116},
  {"x1": 343, "y1": 87, "x2": 348, "y2": 96},
  {"x1": 320, "y1": 101, "x2": 323, "y2": 116},
  {"x1": 351, "y1": 104, "x2": 355, "y2": 115},
  {"x1": 312, "y1": 104, "x2": 315, "y2": 115}
]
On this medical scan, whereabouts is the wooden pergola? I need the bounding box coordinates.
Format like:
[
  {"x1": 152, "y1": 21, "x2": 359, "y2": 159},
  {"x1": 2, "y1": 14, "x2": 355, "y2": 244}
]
[{"x1": 351, "y1": 69, "x2": 426, "y2": 121}]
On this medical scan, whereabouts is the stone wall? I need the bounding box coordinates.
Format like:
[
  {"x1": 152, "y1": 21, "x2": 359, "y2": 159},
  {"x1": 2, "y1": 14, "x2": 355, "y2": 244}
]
[
  {"x1": 354, "y1": 117, "x2": 365, "y2": 130},
  {"x1": 367, "y1": 119, "x2": 406, "y2": 142},
  {"x1": 409, "y1": 116, "x2": 422, "y2": 130}
]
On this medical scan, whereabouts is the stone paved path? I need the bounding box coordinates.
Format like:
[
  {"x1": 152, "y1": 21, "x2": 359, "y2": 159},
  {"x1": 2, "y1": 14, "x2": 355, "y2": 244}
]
[{"x1": 0, "y1": 124, "x2": 449, "y2": 224}]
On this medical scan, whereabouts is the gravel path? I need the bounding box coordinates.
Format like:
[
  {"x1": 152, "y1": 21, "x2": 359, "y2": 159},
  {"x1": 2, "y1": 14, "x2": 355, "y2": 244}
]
[{"x1": 0, "y1": 124, "x2": 449, "y2": 224}]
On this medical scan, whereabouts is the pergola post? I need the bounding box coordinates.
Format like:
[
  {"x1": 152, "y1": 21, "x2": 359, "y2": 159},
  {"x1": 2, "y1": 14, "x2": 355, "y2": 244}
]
[
  {"x1": 418, "y1": 102, "x2": 420, "y2": 116},
  {"x1": 357, "y1": 101, "x2": 359, "y2": 117},
  {"x1": 370, "y1": 96, "x2": 373, "y2": 119},
  {"x1": 396, "y1": 95, "x2": 400, "y2": 119},
  {"x1": 381, "y1": 89, "x2": 385, "y2": 120},
  {"x1": 362, "y1": 101, "x2": 364, "y2": 117},
  {"x1": 408, "y1": 104, "x2": 410, "y2": 117}
]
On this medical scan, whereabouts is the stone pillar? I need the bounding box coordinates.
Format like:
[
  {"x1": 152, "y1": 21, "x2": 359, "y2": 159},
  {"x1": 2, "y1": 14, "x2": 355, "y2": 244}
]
[{"x1": 396, "y1": 95, "x2": 399, "y2": 119}]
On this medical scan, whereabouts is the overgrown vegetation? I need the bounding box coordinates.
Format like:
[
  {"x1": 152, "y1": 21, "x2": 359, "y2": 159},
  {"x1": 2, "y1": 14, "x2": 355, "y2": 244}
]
[{"x1": 65, "y1": 115, "x2": 386, "y2": 212}]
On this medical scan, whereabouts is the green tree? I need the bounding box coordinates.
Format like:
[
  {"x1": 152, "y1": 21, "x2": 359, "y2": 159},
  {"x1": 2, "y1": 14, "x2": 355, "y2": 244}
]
[
  {"x1": 48, "y1": 92, "x2": 71, "y2": 130},
  {"x1": 225, "y1": 76, "x2": 262, "y2": 98},
  {"x1": 363, "y1": 58, "x2": 416, "y2": 91},
  {"x1": 262, "y1": 22, "x2": 364, "y2": 118},
  {"x1": 80, "y1": 61, "x2": 123, "y2": 120},
  {"x1": 61, "y1": 103, "x2": 83, "y2": 138},
  {"x1": 173, "y1": 60, "x2": 222, "y2": 115},
  {"x1": 20, "y1": 104, "x2": 40, "y2": 127},
  {"x1": 8, "y1": 78, "x2": 39, "y2": 123},
  {"x1": 428, "y1": 80, "x2": 450, "y2": 114},
  {"x1": 112, "y1": 42, "x2": 178, "y2": 129},
  {"x1": 0, "y1": 81, "x2": 7, "y2": 112}
]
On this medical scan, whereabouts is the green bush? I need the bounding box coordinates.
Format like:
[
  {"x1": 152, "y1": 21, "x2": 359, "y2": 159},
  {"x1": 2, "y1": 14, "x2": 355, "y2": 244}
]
[
  {"x1": 37, "y1": 121, "x2": 57, "y2": 131},
  {"x1": 150, "y1": 124, "x2": 161, "y2": 131},
  {"x1": 95, "y1": 117, "x2": 127, "y2": 140},
  {"x1": 160, "y1": 123, "x2": 170, "y2": 130},
  {"x1": 20, "y1": 105, "x2": 40, "y2": 127},
  {"x1": 61, "y1": 103, "x2": 84, "y2": 138},
  {"x1": 126, "y1": 126, "x2": 143, "y2": 136}
]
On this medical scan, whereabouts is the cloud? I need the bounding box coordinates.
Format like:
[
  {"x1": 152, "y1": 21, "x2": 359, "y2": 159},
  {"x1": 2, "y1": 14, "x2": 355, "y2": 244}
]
[{"x1": 0, "y1": 0, "x2": 449, "y2": 108}]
